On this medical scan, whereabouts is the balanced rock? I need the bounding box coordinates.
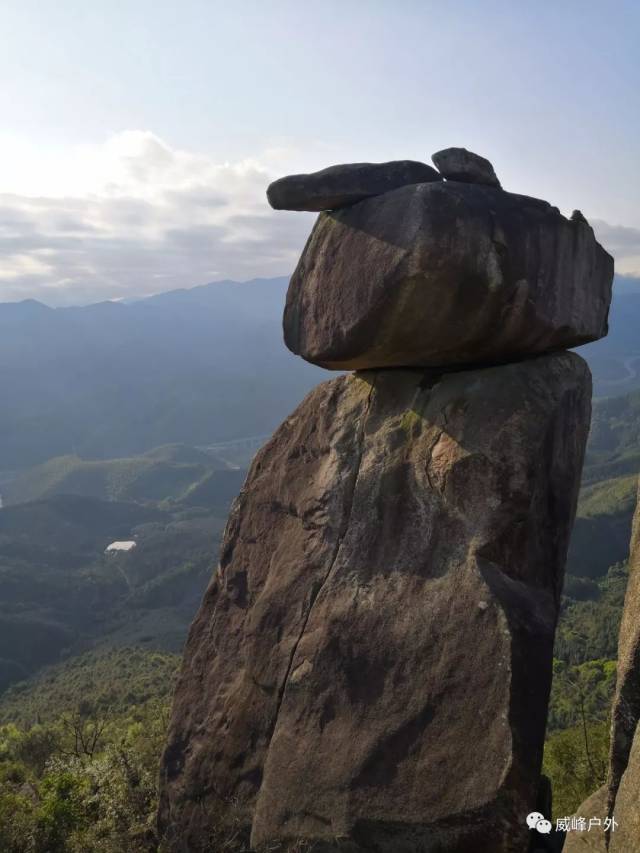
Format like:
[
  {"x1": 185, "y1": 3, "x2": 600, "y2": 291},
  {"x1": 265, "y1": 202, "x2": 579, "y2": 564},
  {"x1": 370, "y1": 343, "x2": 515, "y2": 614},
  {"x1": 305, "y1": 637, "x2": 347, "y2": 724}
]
[
  {"x1": 266, "y1": 160, "x2": 441, "y2": 211},
  {"x1": 158, "y1": 351, "x2": 591, "y2": 853},
  {"x1": 283, "y1": 181, "x2": 613, "y2": 370},
  {"x1": 432, "y1": 146, "x2": 501, "y2": 187}
]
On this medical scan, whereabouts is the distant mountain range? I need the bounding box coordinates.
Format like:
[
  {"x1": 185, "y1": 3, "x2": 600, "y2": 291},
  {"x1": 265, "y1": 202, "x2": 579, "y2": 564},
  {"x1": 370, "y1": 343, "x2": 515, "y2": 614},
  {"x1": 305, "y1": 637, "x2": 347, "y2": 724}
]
[
  {"x1": 0, "y1": 278, "x2": 323, "y2": 469},
  {"x1": 0, "y1": 275, "x2": 638, "y2": 470},
  {"x1": 2, "y1": 443, "x2": 245, "y2": 508},
  {"x1": 586, "y1": 276, "x2": 640, "y2": 397}
]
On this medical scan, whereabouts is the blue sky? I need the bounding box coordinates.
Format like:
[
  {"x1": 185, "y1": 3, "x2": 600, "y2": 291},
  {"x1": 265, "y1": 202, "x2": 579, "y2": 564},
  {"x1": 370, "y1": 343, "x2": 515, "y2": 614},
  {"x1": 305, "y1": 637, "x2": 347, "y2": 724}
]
[{"x1": 0, "y1": 0, "x2": 638, "y2": 304}]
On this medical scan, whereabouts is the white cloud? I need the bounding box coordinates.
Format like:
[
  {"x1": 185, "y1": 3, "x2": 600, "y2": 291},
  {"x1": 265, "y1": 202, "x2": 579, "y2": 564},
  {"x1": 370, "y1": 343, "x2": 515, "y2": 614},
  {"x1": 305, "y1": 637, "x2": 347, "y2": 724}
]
[
  {"x1": 0, "y1": 131, "x2": 315, "y2": 305},
  {"x1": 0, "y1": 131, "x2": 636, "y2": 306},
  {"x1": 591, "y1": 220, "x2": 640, "y2": 277}
]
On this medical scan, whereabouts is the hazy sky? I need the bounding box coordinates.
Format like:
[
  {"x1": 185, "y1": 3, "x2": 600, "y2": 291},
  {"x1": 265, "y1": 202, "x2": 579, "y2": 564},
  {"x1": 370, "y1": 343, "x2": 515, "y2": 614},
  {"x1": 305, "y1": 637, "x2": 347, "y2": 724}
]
[{"x1": 0, "y1": 0, "x2": 638, "y2": 305}]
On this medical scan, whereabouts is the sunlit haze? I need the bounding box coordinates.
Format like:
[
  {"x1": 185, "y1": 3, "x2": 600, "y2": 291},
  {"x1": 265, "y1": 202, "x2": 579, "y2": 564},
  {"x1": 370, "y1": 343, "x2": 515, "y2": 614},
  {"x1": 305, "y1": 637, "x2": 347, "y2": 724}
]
[{"x1": 0, "y1": 0, "x2": 639, "y2": 304}]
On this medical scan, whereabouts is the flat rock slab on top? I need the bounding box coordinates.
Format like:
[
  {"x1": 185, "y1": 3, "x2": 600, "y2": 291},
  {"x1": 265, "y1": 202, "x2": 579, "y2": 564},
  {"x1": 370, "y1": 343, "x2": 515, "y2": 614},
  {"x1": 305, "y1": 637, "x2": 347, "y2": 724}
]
[
  {"x1": 266, "y1": 160, "x2": 442, "y2": 211},
  {"x1": 284, "y1": 180, "x2": 613, "y2": 370},
  {"x1": 432, "y1": 146, "x2": 501, "y2": 187}
]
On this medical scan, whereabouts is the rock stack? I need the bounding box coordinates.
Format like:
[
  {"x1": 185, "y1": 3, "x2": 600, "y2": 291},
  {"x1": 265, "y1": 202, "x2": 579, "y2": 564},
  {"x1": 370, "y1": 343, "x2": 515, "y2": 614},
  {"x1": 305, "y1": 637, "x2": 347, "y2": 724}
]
[{"x1": 158, "y1": 149, "x2": 613, "y2": 853}]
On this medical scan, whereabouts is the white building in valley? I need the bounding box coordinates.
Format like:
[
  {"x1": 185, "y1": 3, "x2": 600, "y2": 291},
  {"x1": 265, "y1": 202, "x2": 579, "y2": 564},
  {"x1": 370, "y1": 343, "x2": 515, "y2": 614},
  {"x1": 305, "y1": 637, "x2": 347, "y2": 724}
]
[{"x1": 105, "y1": 540, "x2": 137, "y2": 554}]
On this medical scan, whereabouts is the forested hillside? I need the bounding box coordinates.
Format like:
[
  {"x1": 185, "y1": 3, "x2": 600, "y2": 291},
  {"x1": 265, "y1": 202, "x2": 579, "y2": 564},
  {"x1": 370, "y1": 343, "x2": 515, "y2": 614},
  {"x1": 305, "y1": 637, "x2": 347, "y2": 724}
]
[
  {"x1": 4, "y1": 444, "x2": 241, "y2": 507},
  {"x1": 0, "y1": 444, "x2": 245, "y2": 696},
  {"x1": 0, "y1": 430, "x2": 250, "y2": 851},
  {"x1": 543, "y1": 389, "x2": 640, "y2": 815}
]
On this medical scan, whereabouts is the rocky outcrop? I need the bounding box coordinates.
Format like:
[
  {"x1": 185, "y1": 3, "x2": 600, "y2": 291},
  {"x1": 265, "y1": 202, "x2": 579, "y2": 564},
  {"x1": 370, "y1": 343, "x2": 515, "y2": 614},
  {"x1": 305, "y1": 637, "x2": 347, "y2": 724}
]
[
  {"x1": 609, "y1": 479, "x2": 640, "y2": 809},
  {"x1": 266, "y1": 161, "x2": 441, "y2": 211},
  {"x1": 609, "y1": 726, "x2": 640, "y2": 851},
  {"x1": 566, "y1": 481, "x2": 640, "y2": 852},
  {"x1": 159, "y1": 354, "x2": 591, "y2": 853},
  {"x1": 432, "y1": 147, "x2": 501, "y2": 187},
  {"x1": 562, "y1": 787, "x2": 608, "y2": 852},
  {"x1": 606, "y1": 479, "x2": 640, "y2": 852},
  {"x1": 159, "y1": 148, "x2": 606, "y2": 852},
  {"x1": 283, "y1": 181, "x2": 613, "y2": 370}
]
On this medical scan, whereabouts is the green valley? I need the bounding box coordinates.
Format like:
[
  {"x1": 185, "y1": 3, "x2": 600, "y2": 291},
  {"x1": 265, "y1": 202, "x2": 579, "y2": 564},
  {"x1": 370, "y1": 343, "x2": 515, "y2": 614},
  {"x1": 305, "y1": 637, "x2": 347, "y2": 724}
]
[{"x1": 1, "y1": 374, "x2": 640, "y2": 846}]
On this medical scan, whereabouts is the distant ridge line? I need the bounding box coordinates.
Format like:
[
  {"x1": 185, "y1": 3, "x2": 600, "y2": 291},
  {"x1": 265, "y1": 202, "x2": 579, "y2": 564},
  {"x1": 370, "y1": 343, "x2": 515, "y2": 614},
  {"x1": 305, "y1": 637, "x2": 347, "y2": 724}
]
[{"x1": 201, "y1": 435, "x2": 271, "y2": 452}]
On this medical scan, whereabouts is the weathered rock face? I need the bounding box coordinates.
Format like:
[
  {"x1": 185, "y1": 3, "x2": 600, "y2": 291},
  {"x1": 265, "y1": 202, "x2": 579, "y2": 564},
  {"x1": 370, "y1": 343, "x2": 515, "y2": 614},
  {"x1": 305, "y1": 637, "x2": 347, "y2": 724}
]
[
  {"x1": 562, "y1": 787, "x2": 608, "y2": 852},
  {"x1": 568, "y1": 482, "x2": 640, "y2": 852},
  {"x1": 609, "y1": 726, "x2": 640, "y2": 851},
  {"x1": 607, "y1": 480, "x2": 640, "y2": 850},
  {"x1": 283, "y1": 181, "x2": 613, "y2": 371},
  {"x1": 609, "y1": 479, "x2": 640, "y2": 804},
  {"x1": 266, "y1": 160, "x2": 442, "y2": 212},
  {"x1": 158, "y1": 352, "x2": 591, "y2": 853},
  {"x1": 432, "y1": 147, "x2": 501, "y2": 188}
]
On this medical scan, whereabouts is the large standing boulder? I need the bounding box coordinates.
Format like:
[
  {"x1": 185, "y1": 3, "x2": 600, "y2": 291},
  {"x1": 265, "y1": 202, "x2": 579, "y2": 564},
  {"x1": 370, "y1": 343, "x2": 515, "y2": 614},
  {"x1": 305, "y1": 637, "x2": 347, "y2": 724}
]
[
  {"x1": 283, "y1": 181, "x2": 613, "y2": 370},
  {"x1": 158, "y1": 351, "x2": 591, "y2": 853},
  {"x1": 266, "y1": 160, "x2": 442, "y2": 212}
]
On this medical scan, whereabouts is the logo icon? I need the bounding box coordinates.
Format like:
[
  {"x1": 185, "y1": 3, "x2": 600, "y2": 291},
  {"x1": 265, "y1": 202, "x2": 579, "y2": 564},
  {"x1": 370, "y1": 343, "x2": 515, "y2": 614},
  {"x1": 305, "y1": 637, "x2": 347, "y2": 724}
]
[{"x1": 527, "y1": 812, "x2": 552, "y2": 834}]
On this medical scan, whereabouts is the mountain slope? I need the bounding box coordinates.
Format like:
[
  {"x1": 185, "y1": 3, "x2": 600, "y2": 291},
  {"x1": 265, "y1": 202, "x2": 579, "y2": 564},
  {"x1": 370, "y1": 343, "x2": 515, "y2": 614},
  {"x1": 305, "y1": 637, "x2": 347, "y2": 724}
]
[
  {"x1": 0, "y1": 486, "x2": 233, "y2": 692},
  {"x1": 565, "y1": 391, "x2": 640, "y2": 580},
  {"x1": 4, "y1": 448, "x2": 234, "y2": 505},
  {"x1": 0, "y1": 277, "x2": 323, "y2": 469},
  {"x1": 586, "y1": 289, "x2": 640, "y2": 397}
]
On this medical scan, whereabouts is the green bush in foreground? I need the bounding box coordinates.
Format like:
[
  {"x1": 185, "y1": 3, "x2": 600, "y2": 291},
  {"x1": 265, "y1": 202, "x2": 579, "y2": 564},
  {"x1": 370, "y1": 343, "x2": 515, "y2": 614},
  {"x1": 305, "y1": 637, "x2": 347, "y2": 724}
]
[
  {"x1": 543, "y1": 719, "x2": 610, "y2": 819},
  {"x1": 0, "y1": 699, "x2": 168, "y2": 853}
]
